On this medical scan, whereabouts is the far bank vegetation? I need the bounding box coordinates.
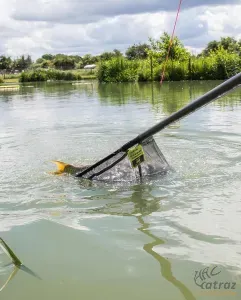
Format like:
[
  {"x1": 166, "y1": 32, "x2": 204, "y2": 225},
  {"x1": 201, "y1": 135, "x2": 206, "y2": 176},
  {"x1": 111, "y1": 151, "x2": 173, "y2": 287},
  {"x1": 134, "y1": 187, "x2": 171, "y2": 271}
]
[{"x1": 0, "y1": 33, "x2": 240, "y2": 83}]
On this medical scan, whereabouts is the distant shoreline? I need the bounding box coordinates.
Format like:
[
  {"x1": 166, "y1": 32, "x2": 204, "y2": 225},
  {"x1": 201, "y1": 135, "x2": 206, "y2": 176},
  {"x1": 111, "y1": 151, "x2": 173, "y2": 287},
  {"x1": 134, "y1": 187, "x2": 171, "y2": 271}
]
[
  {"x1": 0, "y1": 76, "x2": 230, "y2": 85},
  {"x1": 1, "y1": 63, "x2": 238, "y2": 84}
]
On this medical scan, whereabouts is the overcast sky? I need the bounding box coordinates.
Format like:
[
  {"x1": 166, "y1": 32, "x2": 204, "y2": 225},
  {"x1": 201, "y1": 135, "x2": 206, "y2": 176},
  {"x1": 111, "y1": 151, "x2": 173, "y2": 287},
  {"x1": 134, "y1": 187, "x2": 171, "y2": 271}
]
[{"x1": 0, "y1": 0, "x2": 241, "y2": 59}]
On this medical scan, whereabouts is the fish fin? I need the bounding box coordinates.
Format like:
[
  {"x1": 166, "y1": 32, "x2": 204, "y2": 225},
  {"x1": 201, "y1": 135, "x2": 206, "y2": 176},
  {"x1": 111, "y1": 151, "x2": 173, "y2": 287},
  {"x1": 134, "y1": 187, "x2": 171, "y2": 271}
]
[{"x1": 49, "y1": 160, "x2": 69, "y2": 175}]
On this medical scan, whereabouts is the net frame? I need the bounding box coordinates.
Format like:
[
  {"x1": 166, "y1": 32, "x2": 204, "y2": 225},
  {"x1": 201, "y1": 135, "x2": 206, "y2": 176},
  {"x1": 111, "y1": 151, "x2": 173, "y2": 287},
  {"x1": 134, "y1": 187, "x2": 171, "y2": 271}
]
[{"x1": 80, "y1": 136, "x2": 170, "y2": 182}]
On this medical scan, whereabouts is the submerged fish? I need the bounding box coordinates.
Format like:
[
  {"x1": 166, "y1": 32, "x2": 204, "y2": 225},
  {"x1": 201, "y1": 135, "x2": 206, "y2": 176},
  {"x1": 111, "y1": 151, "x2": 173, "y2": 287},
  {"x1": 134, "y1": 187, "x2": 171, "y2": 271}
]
[
  {"x1": 49, "y1": 160, "x2": 90, "y2": 176},
  {"x1": 49, "y1": 158, "x2": 169, "y2": 182}
]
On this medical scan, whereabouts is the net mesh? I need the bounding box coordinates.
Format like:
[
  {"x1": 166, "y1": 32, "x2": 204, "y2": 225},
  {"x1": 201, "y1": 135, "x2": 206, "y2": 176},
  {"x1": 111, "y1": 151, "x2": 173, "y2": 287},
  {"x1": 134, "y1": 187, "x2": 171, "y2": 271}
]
[{"x1": 81, "y1": 136, "x2": 170, "y2": 182}]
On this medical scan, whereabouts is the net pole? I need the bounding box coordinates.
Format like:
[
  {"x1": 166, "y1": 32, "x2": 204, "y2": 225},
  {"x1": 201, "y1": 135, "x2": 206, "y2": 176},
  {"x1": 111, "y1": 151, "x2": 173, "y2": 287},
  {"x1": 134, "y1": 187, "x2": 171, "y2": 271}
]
[
  {"x1": 75, "y1": 72, "x2": 241, "y2": 178},
  {"x1": 121, "y1": 72, "x2": 241, "y2": 150}
]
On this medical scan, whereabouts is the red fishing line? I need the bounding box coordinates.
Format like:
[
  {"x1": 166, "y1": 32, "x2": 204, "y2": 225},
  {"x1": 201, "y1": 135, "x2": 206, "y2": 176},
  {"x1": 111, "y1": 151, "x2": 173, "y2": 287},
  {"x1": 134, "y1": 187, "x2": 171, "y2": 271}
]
[{"x1": 160, "y1": 0, "x2": 183, "y2": 85}]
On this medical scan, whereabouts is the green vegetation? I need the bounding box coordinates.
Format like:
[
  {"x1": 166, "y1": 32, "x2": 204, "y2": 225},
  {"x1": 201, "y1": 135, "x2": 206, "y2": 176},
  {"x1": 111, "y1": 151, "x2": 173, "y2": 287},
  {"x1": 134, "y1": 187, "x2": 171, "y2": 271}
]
[
  {"x1": 125, "y1": 43, "x2": 150, "y2": 60},
  {"x1": 98, "y1": 49, "x2": 240, "y2": 82},
  {"x1": 97, "y1": 58, "x2": 139, "y2": 82},
  {"x1": 0, "y1": 76, "x2": 3, "y2": 84},
  {"x1": 19, "y1": 69, "x2": 83, "y2": 82},
  {"x1": 0, "y1": 55, "x2": 32, "y2": 73},
  {"x1": 1, "y1": 33, "x2": 241, "y2": 83},
  {"x1": 19, "y1": 68, "x2": 96, "y2": 82},
  {"x1": 98, "y1": 33, "x2": 241, "y2": 82}
]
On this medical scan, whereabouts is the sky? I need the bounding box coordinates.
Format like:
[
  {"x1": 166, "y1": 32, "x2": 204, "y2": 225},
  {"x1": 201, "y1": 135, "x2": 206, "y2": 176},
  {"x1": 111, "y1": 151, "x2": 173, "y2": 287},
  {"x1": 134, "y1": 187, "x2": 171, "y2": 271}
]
[{"x1": 0, "y1": 0, "x2": 241, "y2": 60}]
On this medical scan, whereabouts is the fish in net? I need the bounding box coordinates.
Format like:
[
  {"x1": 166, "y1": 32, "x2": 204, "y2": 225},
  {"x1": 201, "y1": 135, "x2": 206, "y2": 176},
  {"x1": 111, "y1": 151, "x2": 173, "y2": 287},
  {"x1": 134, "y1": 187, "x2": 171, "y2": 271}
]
[
  {"x1": 79, "y1": 136, "x2": 171, "y2": 182},
  {"x1": 50, "y1": 136, "x2": 171, "y2": 182}
]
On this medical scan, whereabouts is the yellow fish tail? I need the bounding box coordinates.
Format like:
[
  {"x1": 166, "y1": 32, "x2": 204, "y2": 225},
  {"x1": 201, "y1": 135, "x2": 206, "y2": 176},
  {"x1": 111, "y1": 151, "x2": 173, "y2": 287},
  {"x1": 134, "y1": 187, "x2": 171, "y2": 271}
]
[{"x1": 49, "y1": 160, "x2": 70, "y2": 175}]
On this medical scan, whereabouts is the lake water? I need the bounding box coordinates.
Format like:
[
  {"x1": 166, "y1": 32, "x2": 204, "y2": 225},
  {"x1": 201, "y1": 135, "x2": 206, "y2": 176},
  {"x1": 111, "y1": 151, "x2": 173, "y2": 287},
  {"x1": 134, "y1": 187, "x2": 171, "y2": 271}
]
[{"x1": 0, "y1": 80, "x2": 241, "y2": 300}]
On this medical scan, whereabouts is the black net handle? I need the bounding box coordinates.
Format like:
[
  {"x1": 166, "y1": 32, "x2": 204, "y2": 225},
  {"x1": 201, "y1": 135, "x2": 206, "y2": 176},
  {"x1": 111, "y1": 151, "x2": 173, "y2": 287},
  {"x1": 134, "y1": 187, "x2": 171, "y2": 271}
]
[
  {"x1": 87, "y1": 153, "x2": 127, "y2": 180},
  {"x1": 75, "y1": 72, "x2": 241, "y2": 178}
]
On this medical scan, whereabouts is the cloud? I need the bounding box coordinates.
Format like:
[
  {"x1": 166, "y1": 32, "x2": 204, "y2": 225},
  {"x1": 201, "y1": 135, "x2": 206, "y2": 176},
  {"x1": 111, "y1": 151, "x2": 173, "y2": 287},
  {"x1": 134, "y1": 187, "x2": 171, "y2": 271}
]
[
  {"x1": 3, "y1": 13, "x2": 167, "y2": 58},
  {"x1": 11, "y1": 0, "x2": 241, "y2": 24},
  {"x1": 0, "y1": 0, "x2": 241, "y2": 59},
  {"x1": 86, "y1": 13, "x2": 166, "y2": 46}
]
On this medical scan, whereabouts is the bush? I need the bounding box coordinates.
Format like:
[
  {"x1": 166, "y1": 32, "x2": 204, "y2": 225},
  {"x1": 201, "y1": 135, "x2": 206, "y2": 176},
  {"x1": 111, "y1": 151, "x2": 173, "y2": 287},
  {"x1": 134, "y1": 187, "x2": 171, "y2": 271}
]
[
  {"x1": 97, "y1": 57, "x2": 139, "y2": 82},
  {"x1": 0, "y1": 76, "x2": 3, "y2": 83},
  {"x1": 19, "y1": 68, "x2": 82, "y2": 82},
  {"x1": 97, "y1": 46, "x2": 241, "y2": 83}
]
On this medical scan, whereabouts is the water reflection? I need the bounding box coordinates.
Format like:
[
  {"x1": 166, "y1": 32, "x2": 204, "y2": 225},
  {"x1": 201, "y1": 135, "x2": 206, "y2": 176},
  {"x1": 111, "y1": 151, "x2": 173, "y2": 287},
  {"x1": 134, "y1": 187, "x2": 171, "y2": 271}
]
[
  {"x1": 0, "y1": 263, "x2": 41, "y2": 293},
  {"x1": 88, "y1": 184, "x2": 196, "y2": 300},
  {"x1": 0, "y1": 263, "x2": 41, "y2": 292},
  {"x1": 1, "y1": 81, "x2": 241, "y2": 115},
  {"x1": 0, "y1": 238, "x2": 41, "y2": 293},
  {"x1": 137, "y1": 216, "x2": 196, "y2": 300},
  {"x1": 97, "y1": 81, "x2": 241, "y2": 116},
  {"x1": 97, "y1": 81, "x2": 192, "y2": 115},
  {"x1": 0, "y1": 266, "x2": 19, "y2": 292}
]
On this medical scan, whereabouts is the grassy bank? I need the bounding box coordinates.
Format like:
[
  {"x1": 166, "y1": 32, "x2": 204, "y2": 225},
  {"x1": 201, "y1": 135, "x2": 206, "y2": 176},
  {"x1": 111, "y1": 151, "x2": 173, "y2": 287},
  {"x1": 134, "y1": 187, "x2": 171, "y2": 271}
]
[
  {"x1": 0, "y1": 73, "x2": 20, "y2": 84},
  {"x1": 97, "y1": 51, "x2": 241, "y2": 82},
  {"x1": 2, "y1": 78, "x2": 19, "y2": 84},
  {"x1": 20, "y1": 69, "x2": 80, "y2": 82},
  {"x1": 18, "y1": 68, "x2": 96, "y2": 82}
]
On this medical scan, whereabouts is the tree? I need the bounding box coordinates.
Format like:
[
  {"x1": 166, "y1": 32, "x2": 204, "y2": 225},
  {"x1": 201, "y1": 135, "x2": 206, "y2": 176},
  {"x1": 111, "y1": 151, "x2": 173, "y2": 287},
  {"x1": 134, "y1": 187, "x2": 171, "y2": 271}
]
[
  {"x1": 220, "y1": 37, "x2": 240, "y2": 53},
  {"x1": 99, "y1": 52, "x2": 115, "y2": 61},
  {"x1": 14, "y1": 55, "x2": 32, "y2": 71},
  {"x1": 81, "y1": 54, "x2": 98, "y2": 67},
  {"x1": 53, "y1": 55, "x2": 76, "y2": 70},
  {"x1": 113, "y1": 49, "x2": 122, "y2": 57},
  {"x1": 148, "y1": 32, "x2": 190, "y2": 61},
  {"x1": 36, "y1": 58, "x2": 45, "y2": 64},
  {"x1": 98, "y1": 50, "x2": 123, "y2": 61},
  {"x1": 201, "y1": 37, "x2": 241, "y2": 56},
  {"x1": 202, "y1": 40, "x2": 219, "y2": 56},
  {"x1": 42, "y1": 54, "x2": 54, "y2": 60},
  {"x1": 26, "y1": 55, "x2": 32, "y2": 67},
  {"x1": 0, "y1": 56, "x2": 12, "y2": 72},
  {"x1": 41, "y1": 60, "x2": 53, "y2": 69},
  {"x1": 69, "y1": 55, "x2": 82, "y2": 63},
  {"x1": 125, "y1": 43, "x2": 150, "y2": 60}
]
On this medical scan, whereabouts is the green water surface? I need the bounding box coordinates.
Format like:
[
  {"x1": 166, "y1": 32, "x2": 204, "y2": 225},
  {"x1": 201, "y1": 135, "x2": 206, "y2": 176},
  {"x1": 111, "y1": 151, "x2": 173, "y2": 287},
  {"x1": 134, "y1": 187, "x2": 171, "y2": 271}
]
[{"x1": 0, "y1": 80, "x2": 241, "y2": 300}]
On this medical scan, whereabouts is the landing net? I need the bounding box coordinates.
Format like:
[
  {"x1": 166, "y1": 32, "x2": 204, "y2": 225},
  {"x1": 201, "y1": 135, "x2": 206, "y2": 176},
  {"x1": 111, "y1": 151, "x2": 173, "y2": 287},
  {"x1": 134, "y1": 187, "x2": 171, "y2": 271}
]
[{"x1": 81, "y1": 136, "x2": 170, "y2": 182}]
